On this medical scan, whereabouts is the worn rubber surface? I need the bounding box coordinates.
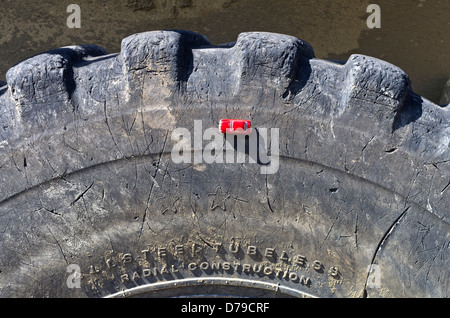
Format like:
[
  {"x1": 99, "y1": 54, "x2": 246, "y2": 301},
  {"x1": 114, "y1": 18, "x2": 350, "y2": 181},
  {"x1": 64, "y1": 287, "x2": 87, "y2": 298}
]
[{"x1": 0, "y1": 30, "x2": 448, "y2": 298}]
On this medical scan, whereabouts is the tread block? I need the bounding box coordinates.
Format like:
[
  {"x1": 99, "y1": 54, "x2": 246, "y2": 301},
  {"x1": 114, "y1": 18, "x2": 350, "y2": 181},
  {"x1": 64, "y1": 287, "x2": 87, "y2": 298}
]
[
  {"x1": 121, "y1": 30, "x2": 211, "y2": 81},
  {"x1": 6, "y1": 45, "x2": 108, "y2": 121},
  {"x1": 343, "y1": 54, "x2": 410, "y2": 112},
  {"x1": 235, "y1": 32, "x2": 314, "y2": 88}
]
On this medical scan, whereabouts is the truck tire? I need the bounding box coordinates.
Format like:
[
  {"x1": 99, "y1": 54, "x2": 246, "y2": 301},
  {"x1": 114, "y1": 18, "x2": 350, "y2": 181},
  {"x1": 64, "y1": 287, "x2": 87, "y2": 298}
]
[{"x1": 0, "y1": 30, "x2": 448, "y2": 298}]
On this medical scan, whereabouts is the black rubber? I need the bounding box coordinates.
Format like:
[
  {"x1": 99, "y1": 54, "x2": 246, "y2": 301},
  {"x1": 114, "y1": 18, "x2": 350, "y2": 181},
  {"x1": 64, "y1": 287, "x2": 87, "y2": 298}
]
[{"x1": 0, "y1": 30, "x2": 448, "y2": 298}]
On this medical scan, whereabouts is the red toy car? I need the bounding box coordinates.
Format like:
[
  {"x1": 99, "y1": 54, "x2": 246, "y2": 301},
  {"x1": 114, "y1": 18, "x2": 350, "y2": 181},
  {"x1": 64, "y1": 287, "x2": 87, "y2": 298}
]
[{"x1": 219, "y1": 119, "x2": 252, "y2": 134}]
